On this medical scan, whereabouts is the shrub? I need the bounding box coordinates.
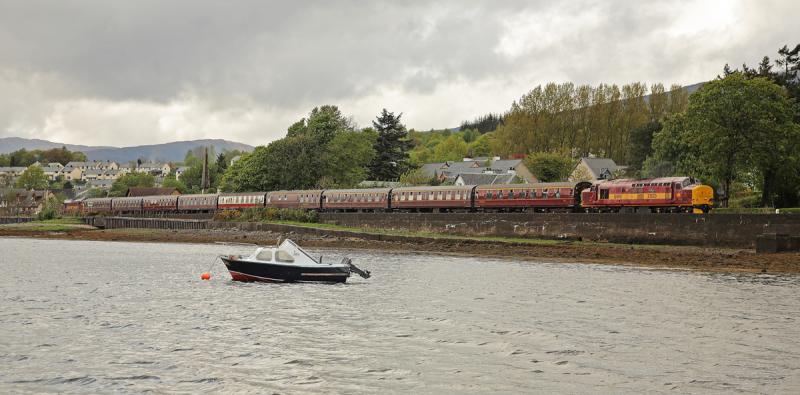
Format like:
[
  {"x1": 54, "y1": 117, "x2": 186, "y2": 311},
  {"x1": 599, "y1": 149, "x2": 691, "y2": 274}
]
[
  {"x1": 712, "y1": 207, "x2": 778, "y2": 214},
  {"x1": 212, "y1": 208, "x2": 318, "y2": 223},
  {"x1": 37, "y1": 197, "x2": 61, "y2": 221}
]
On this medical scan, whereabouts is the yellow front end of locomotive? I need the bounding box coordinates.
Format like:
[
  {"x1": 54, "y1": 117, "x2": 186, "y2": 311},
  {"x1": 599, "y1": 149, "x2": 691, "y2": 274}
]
[{"x1": 691, "y1": 184, "x2": 714, "y2": 213}]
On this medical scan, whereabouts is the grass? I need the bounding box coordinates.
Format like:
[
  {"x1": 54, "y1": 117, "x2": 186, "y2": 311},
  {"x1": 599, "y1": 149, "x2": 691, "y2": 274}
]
[
  {"x1": 32, "y1": 217, "x2": 84, "y2": 225},
  {"x1": 712, "y1": 207, "x2": 800, "y2": 214},
  {"x1": 0, "y1": 217, "x2": 86, "y2": 232},
  {"x1": 257, "y1": 219, "x2": 670, "y2": 249}
]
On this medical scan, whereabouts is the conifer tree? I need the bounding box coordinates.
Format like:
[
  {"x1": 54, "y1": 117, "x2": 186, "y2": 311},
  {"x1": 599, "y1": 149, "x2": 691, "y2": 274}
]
[{"x1": 368, "y1": 109, "x2": 412, "y2": 181}]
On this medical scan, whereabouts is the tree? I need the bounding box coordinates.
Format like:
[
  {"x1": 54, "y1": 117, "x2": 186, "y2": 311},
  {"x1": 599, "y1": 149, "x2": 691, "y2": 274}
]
[
  {"x1": 459, "y1": 113, "x2": 504, "y2": 133},
  {"x1": 628, "y1": 121, "x2": 663, "y2": 173},
  {"x1": 8, "y1": 149, "x2": 37, "y2": 167},
  {"x1": 431, "y1": 134, "x2": 468, "y2": 162},
  {"x1": 524, "y1": 152, "x2": 573, "y2": 182},
  {"x1": 468, "y1": 132, "x2": 494, "y2": 158},
  {"x1": 368, "y1": 109, "x2": 412, "y2": 181},
  {"x1": 215, "y1": 153, "x2": 228, "y2": 173},
  {"x1": 651, "y1": 73, "x2": 798, "y2": 207},
  {"x1": 220, "y1": 134, "x2": 323, "y2": 192},
  {"x1": 180, "y1": 163, "x2": 219, "y2": 193},
  {"x1": 398, "y1": 168, "x2": 439, "y2": 186},
  {"x1": 109, "y1": 172, "x2": 155, "y2": 197},
  {"x1": 161, "y1": 173, "x2": 188, "y2": 193},
  {"x1": 15, "y1": 165, "x2": 48, "y2": 189},
  {"x1": 320, "y1": 130, "x2": 377, "y2": 188},
  {"x1": 87, "y1": 188, "x2": 108, "y2": 198}
]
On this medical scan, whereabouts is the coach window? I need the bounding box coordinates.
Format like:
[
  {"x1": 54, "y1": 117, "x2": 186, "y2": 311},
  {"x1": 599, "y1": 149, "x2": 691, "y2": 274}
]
[{"x1": 555, "y1": 190, "x2": 561, "y2": 198}]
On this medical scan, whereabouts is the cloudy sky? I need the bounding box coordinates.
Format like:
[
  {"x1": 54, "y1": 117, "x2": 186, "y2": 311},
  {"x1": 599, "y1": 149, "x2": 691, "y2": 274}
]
[{"x1": 0, "y1": 0, "x2": 797, "y2": 147}]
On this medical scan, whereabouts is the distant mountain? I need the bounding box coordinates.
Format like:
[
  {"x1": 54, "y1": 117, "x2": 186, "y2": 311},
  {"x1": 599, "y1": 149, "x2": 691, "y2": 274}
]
[
  {"x1": 0, "y1": 137, "x2": 254, "y2": 163},
  {"x1": 0, "y1": 137, "x2": 114, "y2": 153}
]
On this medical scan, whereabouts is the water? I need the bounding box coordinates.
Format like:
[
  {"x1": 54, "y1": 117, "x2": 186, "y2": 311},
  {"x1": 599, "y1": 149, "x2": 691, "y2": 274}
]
[{"x1": 1, "y1": 238, "x2": 799, "y2": 394}]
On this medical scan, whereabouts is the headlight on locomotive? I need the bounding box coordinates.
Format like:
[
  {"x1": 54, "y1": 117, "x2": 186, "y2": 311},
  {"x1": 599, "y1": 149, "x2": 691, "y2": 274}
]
[{"x1": 691, "y1": 184, "x2": 714, "y2": 212}]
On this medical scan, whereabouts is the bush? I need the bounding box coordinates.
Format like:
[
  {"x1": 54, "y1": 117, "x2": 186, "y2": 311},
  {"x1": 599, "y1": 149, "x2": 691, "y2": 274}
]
[
  {"x1": 728, "y1": 193, "x2": 761, "y2": 208},
  {"x1": 712, "y1": 207, "x2": 779, "y2": 214},
  {"x1": 37, "y1": 197, "x2": 61, "y2": 221},
  {"x1": 212, "y1": 208, "x2": 318, "y2": 223}
]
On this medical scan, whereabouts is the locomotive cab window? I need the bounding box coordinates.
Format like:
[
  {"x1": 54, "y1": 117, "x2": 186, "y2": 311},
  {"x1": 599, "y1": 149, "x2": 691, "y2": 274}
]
[{"x1": 600, "y1": 189, "x2": 609, "y2": 199}]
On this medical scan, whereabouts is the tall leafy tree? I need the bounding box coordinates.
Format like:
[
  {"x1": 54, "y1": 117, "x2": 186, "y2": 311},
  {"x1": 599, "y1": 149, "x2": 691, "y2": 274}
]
[
  {"x1": 220, "y1": 106, "x2": 365, "y2": 191},
  {"x1": 650, "y1": 73, "x2": 798, "y2": 207},
  {"x1": 368, "y1": 109, "x2": 412, "y2": 181},
  {"x1": 627, "y1": 121, "x2": 663, "y2": 173},
  {"x1": 319, "y1": 130, "x2": 377, "y2": 188},
  {"x1": 14, "y1": 165, "x2": 48, "y2": 189}
]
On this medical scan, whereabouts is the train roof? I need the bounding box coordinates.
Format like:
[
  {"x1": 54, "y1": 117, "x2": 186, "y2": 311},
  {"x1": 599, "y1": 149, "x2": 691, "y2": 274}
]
[
  {"x1": 267, "y1": 189, "x2": 323, "y2": 194},
  {"x1": 177, "y1": 193, "x2": 219, "y2": 198},
  {"x1": 476, "y1": 182, "x2": 580, "y2": 189},
  {"x1": 596, "y1": 177, "x2": 690, "y2": 185},
  {"x1": 219, "y1": 192, "x2": 266, "y2": 196},
  {"x1": 392, "y1": 185, "x2": 476, "y2": 191},
  {"x1": 324, "y1": 188, "x2": 391, "y2": 194},
  {"x1": 113, "y1": 196, "x2": 144, "y2": 201}
]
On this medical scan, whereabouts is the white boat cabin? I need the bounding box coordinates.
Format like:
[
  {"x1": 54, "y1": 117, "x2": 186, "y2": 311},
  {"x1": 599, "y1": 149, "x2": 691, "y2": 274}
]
[{"x1": 245, "y1": 239, "x2": 331, "y2": 266}]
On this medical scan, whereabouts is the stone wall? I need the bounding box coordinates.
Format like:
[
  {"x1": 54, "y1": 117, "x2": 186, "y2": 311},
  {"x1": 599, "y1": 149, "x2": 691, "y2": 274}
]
[
  {"x1": 0, "y1": 217, "x2": 34, "y2": 225},
  {"x1": 319, "y1": 213, "x2": 800, "y2": 248}
]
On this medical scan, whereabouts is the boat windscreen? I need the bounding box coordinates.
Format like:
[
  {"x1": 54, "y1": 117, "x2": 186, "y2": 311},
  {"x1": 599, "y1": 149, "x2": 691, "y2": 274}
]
[
  {"x1": 276, "y1": 250, "x2": 295, "y2": 263},
  {"x1": 256, "y1": 250, "x2": 273, "y2": 261}
]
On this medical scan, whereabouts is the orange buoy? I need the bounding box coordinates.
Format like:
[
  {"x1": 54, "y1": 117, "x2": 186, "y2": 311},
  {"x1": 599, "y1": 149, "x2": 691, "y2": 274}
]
[{"x1": 201, "y1": 272, "x2": 211, "y2": 280}]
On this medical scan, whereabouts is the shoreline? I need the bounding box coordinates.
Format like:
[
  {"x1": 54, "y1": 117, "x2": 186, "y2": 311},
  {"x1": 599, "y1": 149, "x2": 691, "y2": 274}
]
[{"x1": 2, "y1": 224, "x2": 799, "y2": 274}]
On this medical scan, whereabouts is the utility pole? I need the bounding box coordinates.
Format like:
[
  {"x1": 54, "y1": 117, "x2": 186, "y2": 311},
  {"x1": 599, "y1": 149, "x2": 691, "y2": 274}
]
[{"x1": 201, "y1": 147, "x2": 209, "y2": 193}]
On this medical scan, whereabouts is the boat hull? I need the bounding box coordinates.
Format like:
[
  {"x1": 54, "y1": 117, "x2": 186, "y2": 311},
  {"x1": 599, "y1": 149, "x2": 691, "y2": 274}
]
[{"x1": 221, "y1": 257, "x2": 350, "y2": 283}]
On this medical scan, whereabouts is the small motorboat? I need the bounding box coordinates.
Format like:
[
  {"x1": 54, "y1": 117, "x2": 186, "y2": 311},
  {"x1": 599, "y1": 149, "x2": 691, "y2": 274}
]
[{"x1": 220, "y1": 239, "x2": 370, "y2": 283}]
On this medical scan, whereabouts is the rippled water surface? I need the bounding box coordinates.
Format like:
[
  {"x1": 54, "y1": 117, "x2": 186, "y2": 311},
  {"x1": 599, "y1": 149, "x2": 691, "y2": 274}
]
[{"x1": 1, "y1": 238, "x2": 799, "y2": 394}]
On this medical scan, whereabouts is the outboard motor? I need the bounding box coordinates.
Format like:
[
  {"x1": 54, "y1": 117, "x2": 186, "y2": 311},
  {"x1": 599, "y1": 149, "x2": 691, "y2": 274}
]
[{"x1": 341, "y1": 257, "x2": 371, "y2": 279}]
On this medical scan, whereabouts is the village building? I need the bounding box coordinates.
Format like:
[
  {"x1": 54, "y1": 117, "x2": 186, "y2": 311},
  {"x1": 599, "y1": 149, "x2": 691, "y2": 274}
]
[
  {"x1": 420, "y1": 157, "x2": 537, "y2": 184},
  {"x1": 175, "y1": 166, "x2": 190, "y2": 180},
  {"x1": 41, "y1": 164, "x2": 65, "y2": 180},
  {"x1": 61, "y1": 166, "x2": 83, "y2": 181},
  {"x1": 87, "y1": 179, "x2": 114, "y2": 189},
  {"x1": 453, "y1": 173, "x2": 517, "y2": 186},
  {"x1": 137, "y1": 162, "x2": 171, "y2": 175},
  {"x1": 0, "y1": 188, "x2": 53, "y2": 215},
  {"x1": 64, "y1": 160, "x2": 119, "y2": 171},
  {"x1": 0, "y1": 166, "x2": 28, "y2": 178},
  {"x1": 81, "y1": 169, "x2": 104, "y2": 182},
  {"x1": 569, "y1": 157, "x2": 626, "y2": 182}
]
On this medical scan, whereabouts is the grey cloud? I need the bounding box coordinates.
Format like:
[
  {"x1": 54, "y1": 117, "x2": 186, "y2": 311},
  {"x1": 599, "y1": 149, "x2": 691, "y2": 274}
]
[{"x1": 0, "y1": 0, "x2": 797, "y2": 145}]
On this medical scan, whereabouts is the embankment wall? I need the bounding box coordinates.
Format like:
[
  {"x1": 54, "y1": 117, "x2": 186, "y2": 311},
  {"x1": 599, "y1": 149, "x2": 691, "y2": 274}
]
[
  {"x1": 79, "y1": 213, "x2": 800, "y2": 249},
  {"x1": 318, "y1": 213, "x2": 800, "y2": 248},
  {"x1": 0, "y1": 217, "x2": 34, "y2": 224}
]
